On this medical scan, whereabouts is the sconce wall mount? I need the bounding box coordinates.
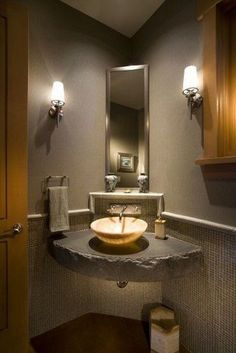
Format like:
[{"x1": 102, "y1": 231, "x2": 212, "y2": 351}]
[
  {"x1": 182, "y1": 65, "x2": 203, "y2": 118},
  {"x1": 49, "y1": 81, "x2": 65, "y2": 127}
]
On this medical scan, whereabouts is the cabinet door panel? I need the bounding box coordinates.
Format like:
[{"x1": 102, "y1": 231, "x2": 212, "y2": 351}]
[
  {"x1": 228, "y1": 8, "x2": 236, "y2": 154},
  {"x1": 0, "y1": 15, "x2": 7, "y2": 220},
  {"x1": 0, "y1": 242, "x2": 7, "y2": 331},
  {"x1": 197, "y1": 0, "x2": 222, "y2": 19}
]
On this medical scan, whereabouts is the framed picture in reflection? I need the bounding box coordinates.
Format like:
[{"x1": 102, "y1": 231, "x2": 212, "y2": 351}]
[{"x1": 117, "y1": 152, "x2": 135, "y2": 172}]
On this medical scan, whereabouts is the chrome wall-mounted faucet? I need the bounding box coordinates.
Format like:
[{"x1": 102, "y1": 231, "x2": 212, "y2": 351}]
[
  {"x1": 119, "y1": 205, "x2": 127, "y2": 221},
  {"x1": 106, "y1": 204, "x2": 141, "y2": 218}
]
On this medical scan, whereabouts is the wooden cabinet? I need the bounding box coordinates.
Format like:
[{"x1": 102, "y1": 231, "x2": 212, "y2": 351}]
[
  {"x1": 197, "y1": 0, "x2": 223, "y2": 19},
  {"x1": 196, "y1": 0, "x2": 236, "y2": 177}
]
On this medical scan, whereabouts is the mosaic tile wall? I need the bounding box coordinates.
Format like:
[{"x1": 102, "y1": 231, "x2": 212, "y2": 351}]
[
  {"x1": 29, "y1": 211, "x2": 161, "y2": 337},
  {"x1": 163, "y1": 219, "x2": 236, "y2": 353}
]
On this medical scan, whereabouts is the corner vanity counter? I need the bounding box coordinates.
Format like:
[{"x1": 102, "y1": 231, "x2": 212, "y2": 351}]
[{"x1": 52, "y1": 230, "x2": 202, "y2": 282}]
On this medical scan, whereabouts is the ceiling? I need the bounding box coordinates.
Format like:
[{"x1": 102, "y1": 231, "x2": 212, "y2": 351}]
[{"x1": 60, "y1": 0, "x2": 166, "y2": 37}]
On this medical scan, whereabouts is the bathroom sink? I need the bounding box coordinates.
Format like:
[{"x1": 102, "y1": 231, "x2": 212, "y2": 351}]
[{"x1": 90, "y1": 217, "x2": 148, "y2": 245}]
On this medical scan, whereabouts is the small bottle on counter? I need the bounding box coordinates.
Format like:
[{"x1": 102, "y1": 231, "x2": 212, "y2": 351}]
[{"x1": 155, "y1": 217, "x2": 167, "y2": 239}]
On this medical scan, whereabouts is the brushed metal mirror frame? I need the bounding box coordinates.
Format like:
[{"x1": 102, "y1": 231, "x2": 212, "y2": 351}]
[{"x1": 105, "y1": 64, "x2": 149, "y2": 189}]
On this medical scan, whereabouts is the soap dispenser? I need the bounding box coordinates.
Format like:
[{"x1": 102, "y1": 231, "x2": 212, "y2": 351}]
[{"x1": 155, "y1": 217, "x2": 167, "y2": 239}]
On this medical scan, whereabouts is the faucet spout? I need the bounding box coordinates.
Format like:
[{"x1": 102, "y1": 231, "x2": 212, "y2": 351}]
[{"x1": 119, "y1": 205, "x2": 127, "y2": 221}]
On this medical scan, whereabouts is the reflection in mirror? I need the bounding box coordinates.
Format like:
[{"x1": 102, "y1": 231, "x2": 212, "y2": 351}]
[{"x1": 106, "y1": 65, "x2": 149, "y2": 189}]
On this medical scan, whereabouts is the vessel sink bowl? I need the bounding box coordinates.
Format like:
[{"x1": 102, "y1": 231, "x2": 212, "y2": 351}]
[{"x1": 90, "y1": 217, "x2": 148, "y2": 245}]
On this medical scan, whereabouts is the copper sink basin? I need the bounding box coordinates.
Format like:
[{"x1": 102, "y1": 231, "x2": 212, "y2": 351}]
[{"x1": 90, "y1": 217, "x2": 148, "y2": 245}]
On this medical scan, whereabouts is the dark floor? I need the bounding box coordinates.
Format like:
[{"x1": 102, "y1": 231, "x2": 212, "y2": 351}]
[{"x1": 31, "y1": 313, "x2": 190, "y2": 353}]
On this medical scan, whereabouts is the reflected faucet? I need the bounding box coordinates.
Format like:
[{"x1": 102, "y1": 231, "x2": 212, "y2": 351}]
[{"x1": 119, "y1": 205, "x2": 127, "y2": 221}]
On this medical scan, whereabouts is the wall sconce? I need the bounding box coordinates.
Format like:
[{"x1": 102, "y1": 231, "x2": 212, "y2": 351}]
[
  {"x1": 182, "y1": 65, "x2": 203, "y2": 118},
  {"x1": 48, "y1": 81, "x2": 65, "y2": 126}
]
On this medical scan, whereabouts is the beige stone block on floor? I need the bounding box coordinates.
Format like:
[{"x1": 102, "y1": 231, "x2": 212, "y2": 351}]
[{"x1": 150, "y1": 305, "x2": 179, "y2": 353}]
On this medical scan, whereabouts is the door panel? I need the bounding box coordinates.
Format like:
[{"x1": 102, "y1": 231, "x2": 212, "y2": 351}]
[
  {"x1": 0, "y1": 242, "x2": 7, "y2": 330},
  {"x1": 0, "y1": 15, "x2": 7, "y2": 220},
  {"x1": 228, "y1": 7, "x2": 236, "y2": 154},
  {"x1": 0, "y1": 2, "x2": 28, "y2": 353}
]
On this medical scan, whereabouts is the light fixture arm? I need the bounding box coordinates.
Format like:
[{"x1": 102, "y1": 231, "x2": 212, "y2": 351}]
[
  {"x1": 49, "y1": 102, "x2": 64, "y2": 127},
  {"x1": 48, "y1": 81, "x2": 65, "y2": 127},
  {"x1": 182, "y1": 65, "x2": 203, "y2": 119},
  {"x1": 184, "y1": 91, "x2": 203, "y2": 119}
]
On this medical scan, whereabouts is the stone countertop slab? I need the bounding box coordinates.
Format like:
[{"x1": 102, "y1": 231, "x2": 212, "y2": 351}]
[{"x1": 51, "y1": 230, "x2": 202, "y2": 282}]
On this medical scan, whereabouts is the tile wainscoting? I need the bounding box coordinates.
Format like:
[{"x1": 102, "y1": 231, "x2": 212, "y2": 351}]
[
  {"x1": 28, "y1": 206, "x2": 235, "y2": 353},
  {"x1": 163, "y1": 215, "x2": 236, "y2": 353}
]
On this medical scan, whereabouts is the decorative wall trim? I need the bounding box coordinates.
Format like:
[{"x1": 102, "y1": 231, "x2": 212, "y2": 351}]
[
  {"x1": 28, "y1": 208, "x2": 91, "y2": 220},
  {"x1": 162, "y1": 211, "x2": 236, "y2": 235},
  {"x1": 28, "y1": 209, "x2": 236, "y2": 234}
]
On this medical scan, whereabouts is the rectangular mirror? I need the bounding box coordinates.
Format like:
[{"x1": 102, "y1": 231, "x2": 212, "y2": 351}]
[{"x1": 106, "y1": 65, "x2": 149, "y2": 189}]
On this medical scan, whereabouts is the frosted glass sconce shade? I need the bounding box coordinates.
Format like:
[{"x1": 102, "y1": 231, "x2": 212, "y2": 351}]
[
  {"x1": 49, "y1": 81, "x2": 65, "y2": 127},
  {"x1": 183, "y1": 66, "x2": 199, "y2": 95},
  {"x1": 51, "y1": 81, "x2": 65, "y2": 105},
  {"x1": 182, "y1": 65, "x2": 203, "y2": 119}
]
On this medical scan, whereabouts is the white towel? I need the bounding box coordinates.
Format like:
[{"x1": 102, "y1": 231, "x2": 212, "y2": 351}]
[{"x1": 49, "y1": 186, "x2": 70, "y2": 233}]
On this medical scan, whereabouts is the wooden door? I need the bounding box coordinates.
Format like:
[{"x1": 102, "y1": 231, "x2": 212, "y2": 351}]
[{"x1": 0, "y1": 1, "x2": 28, "y2": 353}]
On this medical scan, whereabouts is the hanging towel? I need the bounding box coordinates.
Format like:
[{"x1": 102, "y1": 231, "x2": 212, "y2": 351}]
[{"x1": 48, "y1": 186, "x2": 70, "y2": 233}]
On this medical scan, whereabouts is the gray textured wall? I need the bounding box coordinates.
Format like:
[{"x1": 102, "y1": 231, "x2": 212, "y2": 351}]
[
  {"x1": 132, "y1": 0, "x2": 236, "y2": 226},
  {"x1": 25, "y1": 0, "x2": 236, "y2": 227},
  {"x1": 23, "y1": 0, "x2": 130, "y2": 213}
]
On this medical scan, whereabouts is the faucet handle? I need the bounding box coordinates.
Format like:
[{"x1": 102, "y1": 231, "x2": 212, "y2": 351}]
[{"x1": 107, "y1": 205, "x2": 117, "y2": 215}]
